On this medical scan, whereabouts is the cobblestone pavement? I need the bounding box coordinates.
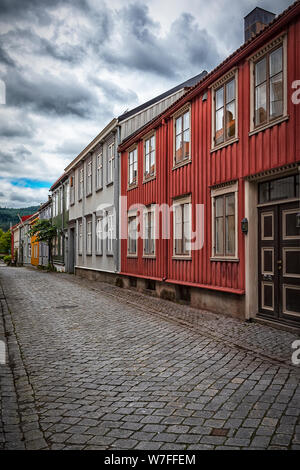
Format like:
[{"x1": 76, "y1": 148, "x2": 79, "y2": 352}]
[{"x1": 0, "y1": 265, "x2": 299, "y2": 450}]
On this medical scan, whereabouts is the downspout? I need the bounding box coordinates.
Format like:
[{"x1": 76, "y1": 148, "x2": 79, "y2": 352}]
[
  {"x1": 162, "y1": 118, "x2": 168, "y2": 283},
  {"x1": 115, "y1": 124, "x2": 121, "y2": 273}
]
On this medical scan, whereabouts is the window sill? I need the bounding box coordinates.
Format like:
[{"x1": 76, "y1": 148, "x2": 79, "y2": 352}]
[
  {"x1": 172, "y1": 256, "x2": 192, "y2": 261},
  {"x1": 86, "y1": 253, "x2": 92, "y2": 256},
  {"x1": 127, "y1": 184, "x2": 138, "y2": 191},
  {"x1": 95, "y1": 253, "x2": 103, "y2": 257},
  {"x1": 95, "y1": 186, "x2": 103, "y2": 193},
  {"x1": 172, "y1": 158, "x2": 191, "y2": 171},
  {"x1": 86, "y1": 192, "x2": 92, "y2": 198},
  {"x1": 142, "y1": 255, "x2": 156, "y2": 259},
  {"x1": 106, "y1": 181, "x2": 114, "y2": 187},
  {"x1": 249, "y1": 115, "x2": 289, "y2": 137},
  {"x1": 127, "y1": 254, "x2": 138, "y2": 258},
  {"x1": 210, "y1": 137, "x2": 239, "y2": 154},
  {"x1": 210, "y1": 257, "x2": 239, "y2": 262},
  {"x1": 143, "y1": 175, "x2": 156, "y2": 184}
]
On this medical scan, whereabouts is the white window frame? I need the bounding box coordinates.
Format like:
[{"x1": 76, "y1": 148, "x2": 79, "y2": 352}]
[
  {"x1": 173, "y1": 105, "x2": 191, "y2": 168},
  {"x1": 106, "y1": 211, "x2": 114, "y2": 255},
  {"x1": 78, "y1": 220, "x2": 83, "y2": 255},
  {"x1": 86, "y1": 159, "x2": 92, "y2": 196},
  {"x1": 127, "y1": 211, "x2": 138, "y2": 257},
  {"x1": 211, "y1": 182, "x2": 239, "y2": 261},
  {"x1": 143, "y1": 206, "x2": 155, "y2": 257},
  {"x1": 70, "y1": 175, "x2": 75, "y2": 205},
  {"x1": 143, "y1": 133, "x2": 156, "y2": 181},
  {"x1": 107, "y1": 143, "x2": 115, "y2": 184},
  {"x1": 128, "y1": 146, "x2": 138, "y2": 188},
  {"x1": 172, "y1": 196, "x2": 192, "y2": 259},
  {"x1": 96, "y1": 216, "x2": 103, "y2": 255},
  {"x1": 86, "y1": 219, "x2": 92, "y2": 254},
  {"x1": 211, "y1": 68, "x2": 238, "y2": 151},
  {"x1": 96, "y1": 152, "x2": 103, "y2": 189},
  {"x1": 78, "y1": 167, "x2": 84, "y2": 200}
]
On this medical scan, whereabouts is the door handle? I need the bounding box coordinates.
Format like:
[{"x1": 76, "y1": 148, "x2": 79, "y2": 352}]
[{"x1": 277, "y1": 260, "x2": 282, "y2": 270}]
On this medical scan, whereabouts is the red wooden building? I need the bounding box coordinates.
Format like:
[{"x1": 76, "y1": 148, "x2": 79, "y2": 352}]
[{"x1": 119, "y1": 1, "x2": 300, "y2": 328}]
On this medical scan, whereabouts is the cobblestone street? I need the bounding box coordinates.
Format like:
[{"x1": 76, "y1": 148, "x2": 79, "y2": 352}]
[{"x1": 0, "y1": 265, "x2": 299, "y2": 450}]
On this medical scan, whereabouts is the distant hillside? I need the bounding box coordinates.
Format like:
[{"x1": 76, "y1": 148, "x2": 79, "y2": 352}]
[{"x1": 0, "y1": 206, "x2": 39, "y2": 232}]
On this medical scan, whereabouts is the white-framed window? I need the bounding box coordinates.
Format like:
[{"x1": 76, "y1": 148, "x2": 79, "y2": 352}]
[
  {"x1": 78, "y1": 167, "x2": 84, "y2": 200},
  {"x1": 96, "y1": 217, "x2": 103, "y2": 255},
  {"x1": 106, "y1": 211, "x2": 113, "y2": 254},
  {"x1": 78, "y1": 220, "x2": 83, "y2": 254},
  {"x1": 28, "y1": 242, "x2": 32, "y2": 258},
  {"x1": 143, "y1": 206, "x2": 155, "y2": 256},
  {"x1": 174, "y1": 108, "x2": 190, "y2": 166},
  {"x1": 173, "y1": 196, "x2": 192, "y2": 257},
  {"x1": 107, "y1": 143, "x2": 114, "y2": 184},
  {"x1": 211, "y1": 182, "x2": 238, "y2": 260},
  {"x1": 96, "y1": 152, "x2": 103, "y2": 189},
  {"x1": 86, "y1": 159, "x2": 92, "y2": 195},
  {"x1": 128, "y1": 147, "x2": 138, "y2": 187},
  {"x1": 144, "y1": 134, "x2": 155, "y2": 180},
  {"x1": 66, "y1": 183, "x2": 70, "y2": 211},
  {"x1": 212, "y1": 69, "x2": 238, "y2": 148},
  {"x1": 60, "y1": 188, "x2": 63, "y2": 214},
  {"x1": 249, "y1": 35, "x2": 287, "y2": 133},
  {"x1": 70, "y1": 175, "x2": 75, "y2": 205},
  {"x1": 128, "y1": 213, "x2": 137, "y2": 256},
  {"x1": 86, "y1": 219, "x2": 92, "y2": 254}
]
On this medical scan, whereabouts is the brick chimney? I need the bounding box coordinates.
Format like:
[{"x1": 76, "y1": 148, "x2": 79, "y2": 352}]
[{"x1": 244, "y1": 7, "x2": 275, "y2": 42}]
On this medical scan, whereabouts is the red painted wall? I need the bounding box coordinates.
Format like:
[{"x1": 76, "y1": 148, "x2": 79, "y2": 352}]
[{"x1": 120, "y1": 6, "x2": 300, "y2": 294}]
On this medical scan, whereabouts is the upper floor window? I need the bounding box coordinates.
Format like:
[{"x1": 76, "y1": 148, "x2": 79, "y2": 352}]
[
  {"x1": 86, "y1": 159, "x2": 92, "y2": 195},
  {"x1": 254, "y1": 45, "x2": 283, "y2": 127},
  {"x1": 173, "y1": 197, "x2": 191, "y2": 258},
  {"x1": 78, "y1": 220, "x2": 83, "y2": 254},
  {"x1": 107, "y1": 143, "x2": 114, "y2": 184},
  {"x1": 174, "y1": 109, "x2": 190, "y2": 166},
  {"x1": 70, "y1": 175, "x2": 75, "y2": 205},
  {"x1": 128, "y1": 147, "x2": 138, "y2": 187},
  {"x1": 66, "y1": 183, "x2": 70, "y2": 211},
  {"x1": 96, "y1": 217, "x2": 103, "y2": 255},
  {"x1": 106, "y1": 211, "x2": 114, "y2": 254},
  {"x1": 78, "y1": 167, "x2": 84, "y2": 200},
  {"x1": 214, "y1": 78, "x2": 236, "y2": 146},
  {"x1": 96, "y1": 152, "x2": 103, "y2": 189},
  {"x1": 144, "y1": 135, "x2": 155, "y2": 180}
]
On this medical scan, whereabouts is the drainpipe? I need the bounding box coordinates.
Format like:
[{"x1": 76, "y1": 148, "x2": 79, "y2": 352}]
[
  {"x1": 162, "y1": 117, "x2": 168, "y2": 284},
  {"x1": 115, "y1": 124, "x2": 121, "y2": 273}
]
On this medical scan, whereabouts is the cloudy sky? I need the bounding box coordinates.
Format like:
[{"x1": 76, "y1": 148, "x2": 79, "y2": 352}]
[{"x1": 0, "y1": 0, "x2": 293, "y2": 208}]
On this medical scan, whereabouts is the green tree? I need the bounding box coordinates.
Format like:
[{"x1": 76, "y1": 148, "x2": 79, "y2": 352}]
[
  {"x1": 28, "y1": 219, "x2": 57, "y2": 267},
  {"x1": 0, "y1": 229, "x2": 11, "y2": 254}
]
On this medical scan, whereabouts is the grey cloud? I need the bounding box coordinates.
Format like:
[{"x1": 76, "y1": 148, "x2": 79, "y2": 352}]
[{"x1": 92, "y1": 77, "x2": 139, "y2": 104}]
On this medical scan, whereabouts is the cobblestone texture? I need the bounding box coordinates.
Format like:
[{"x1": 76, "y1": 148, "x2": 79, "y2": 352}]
[{"x1": 0, "y1": 265, "x2": 299, "y2": 450}]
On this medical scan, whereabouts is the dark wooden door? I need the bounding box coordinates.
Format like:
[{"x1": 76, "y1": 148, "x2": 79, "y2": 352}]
[{"x1": 258, "y1": 202, "x2": 300, "y2": 326}]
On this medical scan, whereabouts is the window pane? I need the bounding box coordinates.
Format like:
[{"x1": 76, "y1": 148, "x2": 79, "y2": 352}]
[
  {"x1": 270, "y1": 176, "x2": 294, "y2": 200},
  {"x1": 270, "y1": 72, "x2": 283, "y2": 119},
  {"x1": 176, "y1": 135, "x2": 182, "y2": 162},
  {"x1": 183, "y1": 130, "x2": 189, "y2": 158},
  {"x1": 259, "y1": 182, "x2": 269, "y2": 203},
  {"x1": 216, "y1": 87, "x2": 224, "y2": 110},
  {"x1": 285, "y1": 287, "x2": 300, "y2": 314},
  {"x1": 225, "y1": 101, "x2": 235, "y2": 139},
  {"x1": 263, "y1": 250, "x2": 273, "y2": 273},
  {"x1": 263, "y1": 284, "x2": 273, "y2": 308},
  {"x1": 269, "y1": 47, "x2": 282, "y2": 77},
  {"x1": 215, "y1": 108, "x2": 224, "y2": 144},
  {"x1": 263, "y1": 215, "x2": 273, "y2": 239},
  {"x1": 215, "y1": 217, "x2": 224, "y2": 255},
  {"x1": 285, "y1": 212, "x2": 300, "y2": 237},
  {"x1": 285, "y1": 251, "x2": 300, "y2": 276},
  {"x1": 226, "y1": 79, "x2": 235, "y2": 104},
  {"x1": 255, "y1": 57, "x2": 266, "y2": 86},
  {"x1": 145, "y1": 140, "x2": 149, "y2": 154},
  {"x1": 255, "y1": 82, "x2": 267, "y2": 125},
  {"x1": 176, "y1": 116, "x2": 182, "y2": 135},
  {"x1": 183, "y1": 112, "x2": 189, "y2": 131},
  {"x1": 226, "y1": 215, "x2": 235, "y2": 255},
  {"x1": 215, "y1": 196, "x2": 224, "y2": 217},
  {"x1": 225, "y1": 194, "x2": 235, "y2": 216}
]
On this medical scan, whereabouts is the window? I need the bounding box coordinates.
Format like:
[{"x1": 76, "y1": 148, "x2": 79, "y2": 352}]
[
  {"x1": 174, "y1": 109, "x2": 190, "y2": 165},
  {"x1": 96, "y1": 152, "x2": 103, "y2": 189},
  {"x1": 79, "y1": 167, "x2": 84, "y2": 200},
  {"x1": 86, "y1": 159, "x2": 92, "y2": 195},
  {"x1": 144, "y1": 135, "x2": 155, "y2": 180},
  {"x1": 70, "y1": 175, "x2": 75, "y2": 205},
  {"x1": 106, "y1": 211, "x2": 113, "y2": 254},
  {"x1": 128, "y1": 214, "x2": 137, "y2": 256},
  {"x1": 214, "y1": 77, "x2": 236, "y2": 146},
  {"x1": 128, "y1": 147, "x2": 138, "y2": 187},
  {"x1": 96, "y1": 217, "x2": 103, "y2": 255},
  {"x1": 259, "y1": 174, "x2": 299, "y2": 204},
  {"x1": 211, "y1": 183, "x2": 238, "y2": 259},
  {"x1": 86, "y1": 219, "x2": 92, "y2": 255},
  {"x1": 251, "y1": 41, "x2": 286, "y2": 130},
  {"x1": 78, "y1": 221, "x2": 83, "y2": 254},
  {"x1": 173, "y1": 198, "x2": 191, "y2": 257},
  {"x1": 107, "y1": 143, "x2": 114, "y2": 184},
  {"x1": 143, "y1": 207, "x2": 155, "y2": 256},
  {"x1": 66, "y1": 183, "x2": 70, "y2": 211}
]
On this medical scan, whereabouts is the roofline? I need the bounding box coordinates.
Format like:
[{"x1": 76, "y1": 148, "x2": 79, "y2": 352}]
[
  {"x1": 244, "y1": 6, "x2": 275, "y2": 19},
  {"x1": 64, "y1": 118, "x2": 118, "y2": 174},
  {"x1": 119, "y1": 0, "x2": 300, "y2": 153}
]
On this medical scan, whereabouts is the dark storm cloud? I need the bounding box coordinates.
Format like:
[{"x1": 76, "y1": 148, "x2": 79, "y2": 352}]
[
  {"x1": 0, "y1": 120, "x2": 34, "y2": 138},
  {"x1": 92, "y1": 77, "x2": 139, "y2": 104}
]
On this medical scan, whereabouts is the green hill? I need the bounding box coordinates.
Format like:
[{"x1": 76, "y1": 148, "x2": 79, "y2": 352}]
[{"x1": 0, "y1": 206, "x2": 39, "y2": 232}]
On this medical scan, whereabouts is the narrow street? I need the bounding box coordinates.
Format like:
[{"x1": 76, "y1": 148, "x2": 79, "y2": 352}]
[{"x1": 0, "y1": 265, "x2": 299, "y2": 450}]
